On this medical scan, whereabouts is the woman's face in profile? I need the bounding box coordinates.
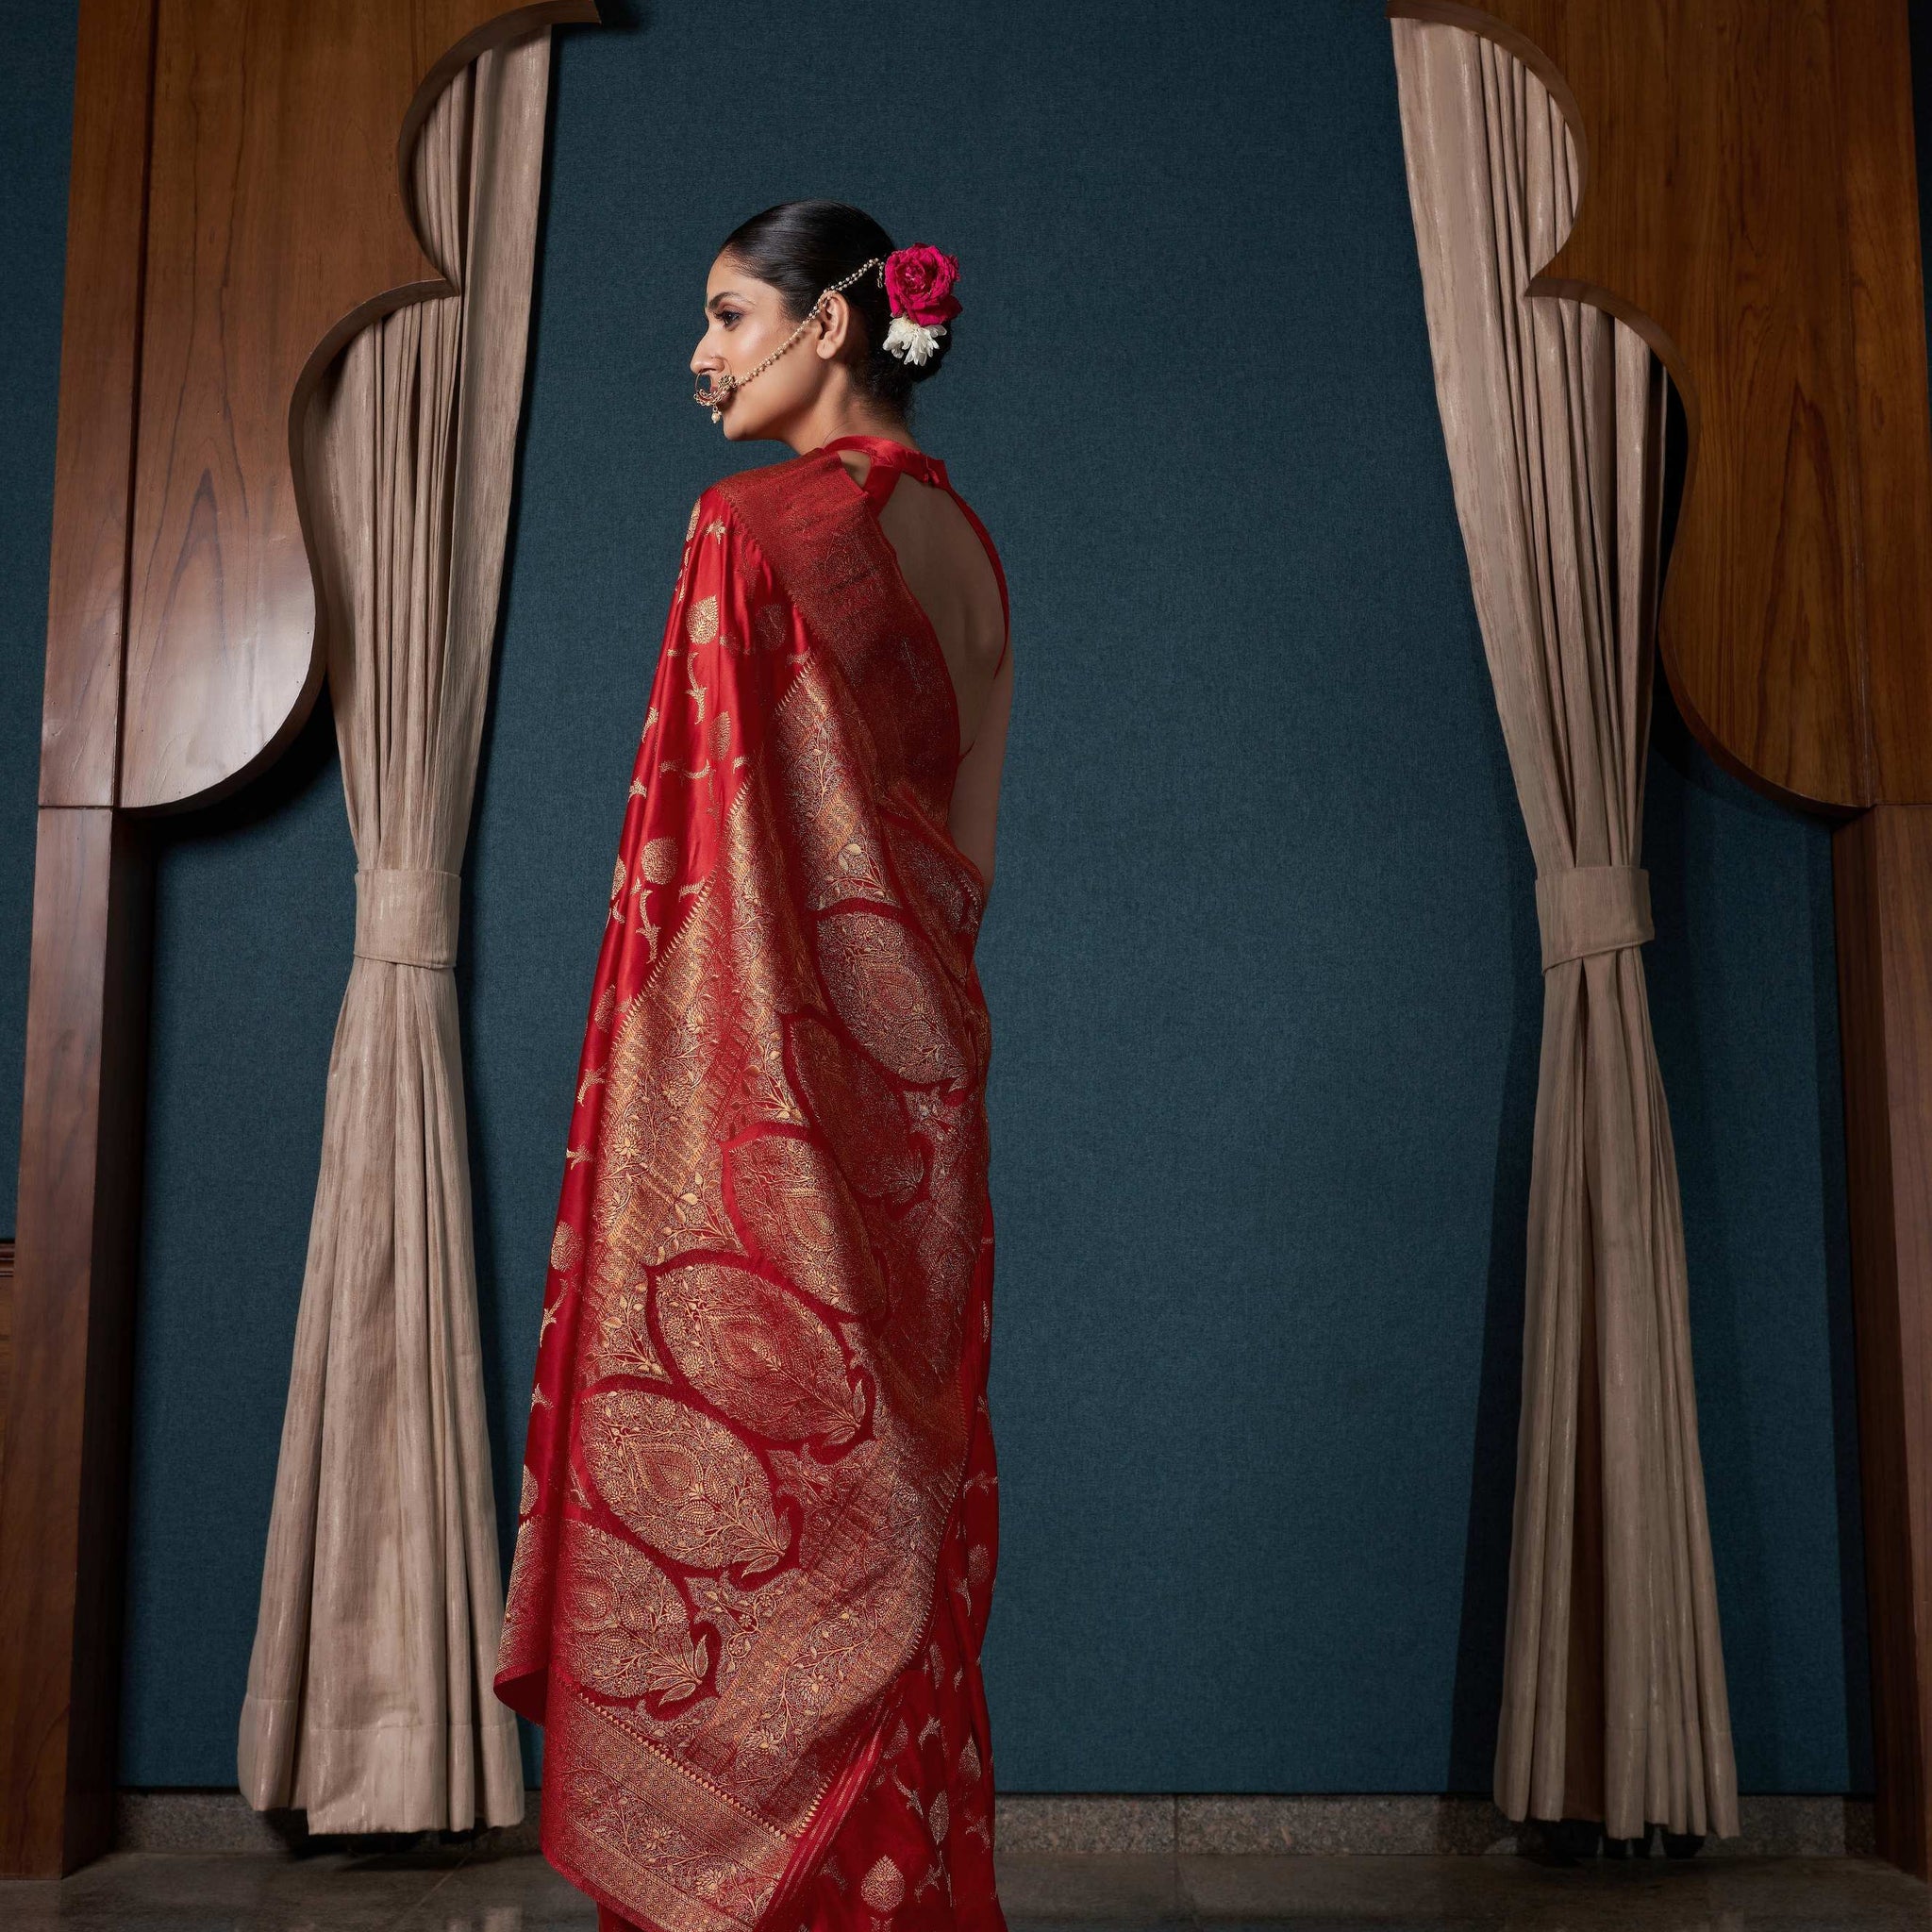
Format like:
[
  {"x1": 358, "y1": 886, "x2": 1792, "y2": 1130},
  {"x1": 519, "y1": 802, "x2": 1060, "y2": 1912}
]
[{"x1": 691, "y1": 252, "x2": 827, "y2": 441}]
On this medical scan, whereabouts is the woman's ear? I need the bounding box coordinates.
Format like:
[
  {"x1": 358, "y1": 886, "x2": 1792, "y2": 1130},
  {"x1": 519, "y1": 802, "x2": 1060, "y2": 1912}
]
[{"x1": 814, "y1": 291, "x2": 853, "y2": 361}]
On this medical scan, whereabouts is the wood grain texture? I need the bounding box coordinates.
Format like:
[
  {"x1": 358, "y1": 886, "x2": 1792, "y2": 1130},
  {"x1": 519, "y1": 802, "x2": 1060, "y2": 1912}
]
[
  {"x1": 1833, "y1": 805, "x2": 1932, "y2": 1877},
  {"x1": 0, "y1": 812, "x2": 152, "y2": 1878},
  {"x1": 0, "y1": 1241, "x2": 13, "y2": 1488},
  {"x1": 39, "y1": 0, "x2": 158, "y2": 808},
  {"x1": 1389, "y1": 0, "x2": 1932, "y2": 1874},
  {"x1": 6, "y1": 0, "x2": 602, "y2": 1876},
  {"x1": 1391, "y1": 0, "x2": 1932, "y2": 811},
  {"x1": 117, "y1": 0, "x2": 594, "y2": 813}
]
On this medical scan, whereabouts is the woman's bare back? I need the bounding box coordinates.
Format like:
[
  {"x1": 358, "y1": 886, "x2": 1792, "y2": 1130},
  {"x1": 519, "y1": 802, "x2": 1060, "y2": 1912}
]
[{"x1": 837, "y1": 448, "x2": 1013, "y2": 892}]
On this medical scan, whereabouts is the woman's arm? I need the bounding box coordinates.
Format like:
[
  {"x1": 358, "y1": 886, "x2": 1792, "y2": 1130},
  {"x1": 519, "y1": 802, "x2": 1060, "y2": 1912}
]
[{"x1": 948, "y1": 639, "x2": 1013, "y2": 896}]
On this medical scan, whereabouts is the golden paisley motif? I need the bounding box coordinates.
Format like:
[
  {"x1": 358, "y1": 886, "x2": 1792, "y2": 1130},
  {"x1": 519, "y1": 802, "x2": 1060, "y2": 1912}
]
[
  {"x1": 579, "y1": 1387, "x2": 788, "y2": 1577},
  {"x1": 813, "y1": 907, "x2": 969, "y2": 1090},
  {"x1": 552, "y1": 1222, "x2": 583, "y2": 1274},
  {"x1": 561, "y1": 1519, "x2": 710, "y2": 1708},
  {"x1": 521, "y1": 1466, "x2": 539, "y2": 1518},
  {"x1": 784, "y1": 1013, "x2": 924, "y2": 1204},
  {"x1": 685, "y1": 498, "x2": 702, "y2": 542},
  {"x1": 724, "y1": 1131, "x2": 888, "y2": 1317},
  {"x1": 686, "y1": 594, "x2": 719, "y2": 646},
  {"x1": 654, "y1": 1257, "x2": 863, "y2": 1446}
]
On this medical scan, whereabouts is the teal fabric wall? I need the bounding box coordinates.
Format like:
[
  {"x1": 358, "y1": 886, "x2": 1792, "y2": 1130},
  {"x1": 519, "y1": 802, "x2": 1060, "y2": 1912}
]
[{"x1": 2, "y1": 1, "x2": 1867, "y2": 1795}]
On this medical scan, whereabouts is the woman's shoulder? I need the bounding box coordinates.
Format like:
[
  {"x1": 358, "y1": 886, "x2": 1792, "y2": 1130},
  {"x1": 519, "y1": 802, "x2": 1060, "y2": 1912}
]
[
  {"x1": 703, "y1": 446, "x2": 849, "y2": 523},
  {"x1": 678, "y1": 466, "x2": 779, "y2": 544}
]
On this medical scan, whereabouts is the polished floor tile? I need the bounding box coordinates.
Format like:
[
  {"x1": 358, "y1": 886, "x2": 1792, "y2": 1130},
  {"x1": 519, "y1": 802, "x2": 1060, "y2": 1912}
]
[
  {"x1": 0, "y1": 1850, "x2": 1925, "y2": 1930},
  {"x1": 1174, "y1": 1852, "x2": 1932, "y2": 1927}
]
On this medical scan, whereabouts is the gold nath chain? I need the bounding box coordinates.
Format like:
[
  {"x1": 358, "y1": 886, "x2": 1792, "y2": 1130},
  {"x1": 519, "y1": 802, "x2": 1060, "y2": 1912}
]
[{"x1": 693, "y1": 258, "x2": 885, "y2": 421}]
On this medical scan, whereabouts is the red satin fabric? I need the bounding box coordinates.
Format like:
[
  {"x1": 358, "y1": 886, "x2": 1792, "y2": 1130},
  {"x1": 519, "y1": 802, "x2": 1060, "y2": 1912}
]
[{"x1": 498, "y1": 440, "x2": 1008, "y2": 1932}]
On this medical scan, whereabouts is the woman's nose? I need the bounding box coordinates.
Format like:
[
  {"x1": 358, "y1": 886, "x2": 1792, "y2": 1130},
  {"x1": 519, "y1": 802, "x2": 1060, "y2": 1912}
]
[{"x1": 691, "y1": 341, "x2": 718, "y2": 375}]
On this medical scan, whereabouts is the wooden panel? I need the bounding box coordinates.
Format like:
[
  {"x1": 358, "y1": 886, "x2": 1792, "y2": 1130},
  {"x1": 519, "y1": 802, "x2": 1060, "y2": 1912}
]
[
  {"x1": 5, "y1": 0, "x2": 605, "y2": 1877},
  {"x1": 39, "y1": 0, "x2": 158, "y2": 808},
  {"x1": 0, "y1": 1241, "x2": 13, "y2": 1485},
  {"x1": 1391, "y1": 0, "x2": 1932, "y2": 1876},
  {"x1": 1834, "y1": 1, "x2": 1932, "y2": 802},
  {"x1": 0, "y1": 812, "x2": 152, "y2": 1877},
  {"x1": 118, "y1": 0, "x2": 594, "y2": 812},
  {"x1": 1393, "y1": 0, "x2": 1932, "y2": 811},
  {"x1": 1834, "y1": 805, "x2": 1932, "y2": 1877}
]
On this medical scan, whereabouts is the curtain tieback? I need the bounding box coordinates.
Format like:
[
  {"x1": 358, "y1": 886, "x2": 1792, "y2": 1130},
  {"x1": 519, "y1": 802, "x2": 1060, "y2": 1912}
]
[
  {"x1": 1535, "y1": 864, "x2": 1653, "y2": 971},
  {"x1": 355, "y1": 867, "x2": 461, "y2": 971}
]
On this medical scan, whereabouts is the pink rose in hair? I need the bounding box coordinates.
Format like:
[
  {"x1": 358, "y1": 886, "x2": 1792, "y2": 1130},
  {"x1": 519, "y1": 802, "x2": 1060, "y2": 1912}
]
[{"x1": 885, "y1": 245, "x2": 961, "y2": 328}]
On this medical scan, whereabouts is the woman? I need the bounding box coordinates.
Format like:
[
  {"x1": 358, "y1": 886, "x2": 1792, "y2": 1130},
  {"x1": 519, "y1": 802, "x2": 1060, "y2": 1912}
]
[{"x1": 495, "y1": 200, "x2": 1014, "y2": 1932}]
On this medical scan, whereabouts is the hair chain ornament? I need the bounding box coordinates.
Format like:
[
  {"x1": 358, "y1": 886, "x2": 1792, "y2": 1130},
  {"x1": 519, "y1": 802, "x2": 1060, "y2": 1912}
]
[
  {"x1": 693, "y1": 243, "x2": 963, "y2": 424},
  {"x1": 693, "y1": 258, "x2": 883, "y2": 422}
]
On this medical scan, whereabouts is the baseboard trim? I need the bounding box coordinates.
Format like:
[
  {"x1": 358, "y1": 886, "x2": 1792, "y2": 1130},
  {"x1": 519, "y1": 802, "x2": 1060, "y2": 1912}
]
[{"x1": 110, "y1": 1790, "x2": 1876, "y2": 1859}]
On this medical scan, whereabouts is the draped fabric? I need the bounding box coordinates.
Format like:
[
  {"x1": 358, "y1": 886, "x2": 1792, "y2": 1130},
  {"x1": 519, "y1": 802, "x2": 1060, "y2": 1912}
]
[
  {"x1": 1390, "y1": 19, "x2": 1738, "y2": 1840},
  {"x1": 497, "y1": 443, "x2": 1008, "y2": 1932},
  {"x1": 237, "y1": 32, "x2": 553, "y2": 1833}
]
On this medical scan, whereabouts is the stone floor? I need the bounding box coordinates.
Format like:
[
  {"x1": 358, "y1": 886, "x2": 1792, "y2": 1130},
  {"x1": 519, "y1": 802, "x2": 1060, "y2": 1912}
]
[{"x1": 0, "y1": 1850, "x2": 1926, "y2": 1930}]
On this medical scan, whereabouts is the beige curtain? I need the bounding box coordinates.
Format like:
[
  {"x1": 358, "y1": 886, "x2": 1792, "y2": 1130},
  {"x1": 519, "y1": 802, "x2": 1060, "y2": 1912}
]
[
  {"x1": 1391, "y1": 19, "x2": 1738, "y2": 1841},
  {"x1": 238, "y1": 32, "x2": 552, "y2": 1833}
]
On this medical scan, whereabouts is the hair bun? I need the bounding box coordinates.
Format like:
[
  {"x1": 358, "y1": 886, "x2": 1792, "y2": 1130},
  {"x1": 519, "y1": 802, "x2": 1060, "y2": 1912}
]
[{"x1": 720, "y1": 200, "x2": 956, "y2": 418}]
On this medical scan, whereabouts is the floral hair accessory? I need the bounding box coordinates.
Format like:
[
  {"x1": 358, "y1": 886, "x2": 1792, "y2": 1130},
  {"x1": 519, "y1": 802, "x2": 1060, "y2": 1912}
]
[{"x1": 882, "y1": 245, "x2": 960, "y2": 367}]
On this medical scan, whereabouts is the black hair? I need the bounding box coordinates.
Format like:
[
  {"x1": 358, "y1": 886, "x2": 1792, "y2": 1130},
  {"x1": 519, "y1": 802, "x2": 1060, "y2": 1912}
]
[{"x1": 718, "y1": 199, "x2": 951, "y2": 417}]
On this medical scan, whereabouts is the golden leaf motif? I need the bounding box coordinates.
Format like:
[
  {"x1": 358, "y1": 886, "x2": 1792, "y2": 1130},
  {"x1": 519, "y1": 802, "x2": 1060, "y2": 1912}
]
[
  {"x1": 642, "y1": 837, "x2": 679, "y2": 885},
  {"x1": 585, "y1": 1279, "x2": 670, "y2": 1385},
  {"x1": 686, "y1": 499, "x2": 702, "y2": 542},
  {"x1": 520, "y1": 1467, "x2": 539, "y2": 1519},
  {"x1": 654, "y1": 1257, "x2": 861, "y2": 1446},
  {"x1": 580, "y1": 1387, "x2": 787, "y2": 1576},
  {"x1": 968, "y1": 1543, "x2": 992, "y2": 1591},
  {"x1": 958, "y1": 1735, "x2": 981, "y2": 1784},
  {"x1": 562, "y1": 1520, "x2": 710, "y2": 1708},
  {"x1": 814, "y1": 908, "x2": 968, "y2": 1090},
  {"x1": 709, "y1": 712, "x2": 733, "y2": 761},
  {"x1": 552, "y1": 1222, "x2": 582, "y2": 1274},
  {"x1": 860, "y1": 1857, "x2": 906, "y2": 1912},
  {"x1": 593, "y1": 986, "x2": 616, "y2": 1029},
  {"x1": 610, "y1": 858, "x2": 626, "y2": 900},
  {"x1": 725, "y1": 1131, "x2": 887, "y2": 1317},
  {"x1": 928, "y1": 1790, "x2": 950, "y2": 1843},
  {"x1": 686, "y1": 595, "x2": 719, "y2": 646}
]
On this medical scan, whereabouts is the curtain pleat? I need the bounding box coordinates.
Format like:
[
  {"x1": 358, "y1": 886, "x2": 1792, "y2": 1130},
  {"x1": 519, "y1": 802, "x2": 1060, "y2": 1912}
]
[
  {"x1": 237, "y1": 30, "x2": 552, "y2": 1833},
  {"x1": 1391, "y1": 18, "x2": 1738, "y2": 1840}
]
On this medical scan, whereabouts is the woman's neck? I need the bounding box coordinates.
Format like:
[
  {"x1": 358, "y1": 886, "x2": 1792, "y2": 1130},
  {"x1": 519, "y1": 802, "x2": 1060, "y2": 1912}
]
[{"x1": 785, "y1": 394, "x2": 917, "y2": 458}]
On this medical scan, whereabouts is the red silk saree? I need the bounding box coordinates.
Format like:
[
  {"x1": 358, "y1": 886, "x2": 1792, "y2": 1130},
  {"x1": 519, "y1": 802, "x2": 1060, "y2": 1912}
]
[{"x1": 496, "y1": 438, "x2": 1008, "y2": 1932}]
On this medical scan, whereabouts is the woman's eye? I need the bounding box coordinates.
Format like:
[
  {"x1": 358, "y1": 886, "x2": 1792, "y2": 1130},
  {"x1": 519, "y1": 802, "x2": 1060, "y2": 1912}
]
[{"x1": 719, "y1": 309, "x2": 741, "y2": 328}]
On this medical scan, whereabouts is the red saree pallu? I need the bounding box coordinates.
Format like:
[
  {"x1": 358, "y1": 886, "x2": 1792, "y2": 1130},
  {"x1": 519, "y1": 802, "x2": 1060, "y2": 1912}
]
[{"x1": 497, "y1": 441, "x2": 1008, "y2": 1932}]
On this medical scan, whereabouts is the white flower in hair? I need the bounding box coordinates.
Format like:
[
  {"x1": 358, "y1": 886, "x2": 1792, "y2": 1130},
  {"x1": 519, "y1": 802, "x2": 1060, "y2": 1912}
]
[
  {"x1": 884, "y1": 314, "x2": 947, "y2": 367},
  {"x1": 881, "y1": 245, "x2": 960, "y2": 367}
]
